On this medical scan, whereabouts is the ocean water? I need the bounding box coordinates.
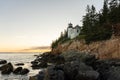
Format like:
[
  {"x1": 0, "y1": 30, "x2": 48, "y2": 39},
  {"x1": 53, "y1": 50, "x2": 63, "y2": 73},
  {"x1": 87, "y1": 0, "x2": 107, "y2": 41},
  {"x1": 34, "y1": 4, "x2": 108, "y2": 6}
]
[{"x1": 0, "y1": 52, "x2": 41, "y2": 80}]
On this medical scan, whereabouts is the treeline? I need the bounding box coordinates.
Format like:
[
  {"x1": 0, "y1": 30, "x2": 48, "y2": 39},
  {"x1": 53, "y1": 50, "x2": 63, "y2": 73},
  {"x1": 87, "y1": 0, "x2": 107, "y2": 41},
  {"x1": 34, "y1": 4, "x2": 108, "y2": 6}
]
[
  {"x1": 82, "y1": 0, "x2": 120, "y2": 43},
  {"x1": 51, "y1": 0, "x2": 120, "y2": 48},
  {"x1": 51, "y1": 30, "x2": 69, "y2": 49}
]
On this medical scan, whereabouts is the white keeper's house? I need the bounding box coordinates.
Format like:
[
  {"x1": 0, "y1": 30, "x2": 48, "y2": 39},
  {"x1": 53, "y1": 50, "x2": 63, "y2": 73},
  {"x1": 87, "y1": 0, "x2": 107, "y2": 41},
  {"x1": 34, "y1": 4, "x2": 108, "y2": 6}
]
[{"x1": 67, "y1": 23, "x2": 81, "y2": 39}]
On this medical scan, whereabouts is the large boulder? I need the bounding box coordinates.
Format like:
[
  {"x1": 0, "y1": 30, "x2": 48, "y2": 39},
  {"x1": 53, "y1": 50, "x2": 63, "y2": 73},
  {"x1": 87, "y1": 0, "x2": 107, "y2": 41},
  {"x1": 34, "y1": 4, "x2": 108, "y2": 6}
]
[
  {"x1": 29, "y1": 76, "x2": 37, "y2": 80},
  {"x1": 31, "y1": 61, "x2": 39, "y2": 65},
  {"x1": 31, "y1": 64, "x2": 41, "y2": 69},
  {"x1": 20, "y1": 68, "x2": 29, "y2": 75},
  {"x1": 37, "y1": 70, "x2": 46, "y2": 80},
  {"x1": 92, "y1": 59, "x2": 120, "y2": 80},
  {"x1": 107, "y1": 66, "x2": 120, "y2": 80},
  {"x1": 33, "y1": 52, "x2": 65, "y2": 64},
  {"x1": 0, "y1": 63, "x2": 14, "y2": 74},
  {"x1": 38, "y1": 52, "x2": 55, "y2": 62},
  {"x1": 63, "y1": 61, "x2": 99, "y2": 80},
  {"x1": 76, "y1": 70, "x2": 99, "y2": 80},
  {"x1": 61, "y1": 50, "x2": 97, "y2": 62},
  {"x1": 53, "y1": 55, "x2": 65, "y2": 65},
  {"x1": 44, "y1": 66, "x2": 64, "y2": 80},
  {"x1": 31, "y1": 61, "x2": 47, "y2": 69},
  {"x1": 13, "y1": 67, "x2": 23, "y2": 74},
  {"x1": 31, "y1": 52, "x2": 65, "y2": 69},
  {"x1": 39, "y1": 61, "x2": 48, "y2": 68},
  {"x1": 29, "y1": 70, "x2": 45, "y2": 80},
  {"x1": 93, "y1": 60, "x2": 112, "y2": 80},
  {"x1": 0, "y1": 60, "x2": 7, "y2": 65}
]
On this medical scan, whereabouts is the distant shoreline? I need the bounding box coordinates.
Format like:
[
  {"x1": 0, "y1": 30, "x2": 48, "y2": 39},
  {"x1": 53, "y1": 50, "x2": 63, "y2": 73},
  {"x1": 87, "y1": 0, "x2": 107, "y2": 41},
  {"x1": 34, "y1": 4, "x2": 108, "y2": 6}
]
[{"x1": 0, "y1": 52, "x2": 41, "y2": 54}]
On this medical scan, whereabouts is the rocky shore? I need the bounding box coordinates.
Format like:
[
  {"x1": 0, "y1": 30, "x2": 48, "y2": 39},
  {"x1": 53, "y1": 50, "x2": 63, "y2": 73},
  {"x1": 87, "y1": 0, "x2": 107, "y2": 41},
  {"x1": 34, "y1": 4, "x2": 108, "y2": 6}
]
[
  {"x1": 29, "y1": 50, "x2": 120, "y2": 80},
  {"x1": 0, "y1": 60, "x2": 29, "y2": 75}
]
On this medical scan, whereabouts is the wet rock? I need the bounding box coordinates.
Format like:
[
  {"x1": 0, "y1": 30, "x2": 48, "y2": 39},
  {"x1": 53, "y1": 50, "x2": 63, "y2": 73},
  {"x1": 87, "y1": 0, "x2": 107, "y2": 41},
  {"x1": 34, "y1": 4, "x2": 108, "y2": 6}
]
[
  {"x1": 63, "y1": 61, "x2": 99, "y2": 80},
  {"x1": 106, "y1": 66, "x2": 120, "y2": 80},
  {"x1": 31, "y1": 64, "x2": 41, "y2": 69},
  {"x1": 76, "y1": 70, "x2": 99, "y2": 80},
  {"x1": 31, "y1": 61, "x2": 47, "y2": 69},
  {"x1": 31, "y1": 61, "x2": 39, "y2": 65},
  {"x1": 35, "y1": 52, "x2": 64, "y2": 63},
  {"x1": 29, "y1": 70, "x2": 45, "y2": 80},
  {"x1": 29, "y1": 76, "x2": 37, "y2": 80},
  {"x1": 93, "y1": 60, "x2": 111, "y2": 80},
  {"x1": 31, "y1": 52, "x2": 65, "y2": 68},
  {"x1": 91, "y1": 59, "x2": 120, "y2": 80},
  {"x1": 39, "y1": 61, "x2": 47, "y2": 68},
  {"x1": 37, "y1": 70, "x2": 45, "y2": 80},
  {"x1": 13, "y1": 67, "x2": 22, "y2": 74},
  {"x1": 97, "y1": 66, "x2": 120, "y2": 80},
  {"x1": 0, "y1": 63, "x2": 14, "y2": 74},
  {"x1": 44, "y1": 66, "x2": 64, "y2": 80},
  {"x1": 0, "y1": 60, "x2": 7, "y2": 65},
  {"x1": 15, "y1": 63, "x2": 24, "y2": 66},
  {"x1": 83, "y1": 54, "x2": 97, "y2": 66},
  {"x1": 53, "y1": 55, "x2": 65, "y2": 65},
  {"x1": 20, "y1": 68, "x2": 29, "y2": 75},
  {"x1": 61, "y1": 50, "x2": 97, "y2": 62},
  {"x1": 34, "y1": 55, "x2": 39, "y2": 57}
]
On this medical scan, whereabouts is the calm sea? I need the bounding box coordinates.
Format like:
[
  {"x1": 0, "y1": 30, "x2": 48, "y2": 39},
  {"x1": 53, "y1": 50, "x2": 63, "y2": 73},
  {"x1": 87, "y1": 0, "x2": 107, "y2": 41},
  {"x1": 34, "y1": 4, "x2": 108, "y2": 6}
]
[{"x1": 0, "y1": 52, "x2": 41, "y2": 80}]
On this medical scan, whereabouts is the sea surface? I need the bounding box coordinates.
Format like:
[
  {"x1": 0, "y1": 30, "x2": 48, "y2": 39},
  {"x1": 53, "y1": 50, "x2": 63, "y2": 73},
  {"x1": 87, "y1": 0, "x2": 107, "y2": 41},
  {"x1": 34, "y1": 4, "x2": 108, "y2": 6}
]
[{"x1": 0, "y1": 52, "x2": 41, "y2": 80}]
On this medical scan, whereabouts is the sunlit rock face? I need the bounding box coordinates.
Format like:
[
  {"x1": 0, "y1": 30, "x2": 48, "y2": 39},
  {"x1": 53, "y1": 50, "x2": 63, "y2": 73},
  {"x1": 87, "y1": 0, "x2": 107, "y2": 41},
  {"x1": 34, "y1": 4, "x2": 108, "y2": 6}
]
[{"x1": 52, "y1": 37, "x2": 120, "y2": 59}]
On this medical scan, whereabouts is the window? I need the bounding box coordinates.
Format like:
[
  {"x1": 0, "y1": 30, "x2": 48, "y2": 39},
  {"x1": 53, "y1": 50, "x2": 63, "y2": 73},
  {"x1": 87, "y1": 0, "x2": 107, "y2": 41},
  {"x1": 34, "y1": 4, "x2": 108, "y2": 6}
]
[{"x1": 77, "y1": 29, "x2": 79, "y2": 33}]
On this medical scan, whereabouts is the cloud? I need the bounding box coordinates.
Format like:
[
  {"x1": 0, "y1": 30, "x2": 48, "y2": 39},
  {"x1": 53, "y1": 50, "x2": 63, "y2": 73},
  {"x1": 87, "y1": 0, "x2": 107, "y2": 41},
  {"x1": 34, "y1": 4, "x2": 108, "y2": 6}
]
[{"x1": 22, "y1": 46, "x2": 50, "y2": 51}]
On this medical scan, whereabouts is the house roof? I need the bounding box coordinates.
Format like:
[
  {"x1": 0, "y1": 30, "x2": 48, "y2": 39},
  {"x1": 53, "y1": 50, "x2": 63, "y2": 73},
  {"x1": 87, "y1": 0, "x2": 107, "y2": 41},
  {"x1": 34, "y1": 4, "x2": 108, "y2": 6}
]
[{"x1": 75, "y1": 25, "x2": 80, "y2": 28}]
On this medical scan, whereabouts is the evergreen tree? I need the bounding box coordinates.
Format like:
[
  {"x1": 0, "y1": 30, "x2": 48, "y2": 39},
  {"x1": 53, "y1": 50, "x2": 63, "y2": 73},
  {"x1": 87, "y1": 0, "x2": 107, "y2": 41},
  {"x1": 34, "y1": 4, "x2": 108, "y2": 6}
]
[
  {"x1": 82, "y1": 5, "x2": 99, "y2": 34},
  {"x1": 51, "y1": 30, "x2": 69, "y2": 48},
  {"x1": 82, "y1": 4, "x2": 112, "y2": 43},
  {"x1": 100, "y1": 0, "x2": 109, "y2": 24},
  {"x1": 108, "y1": 0, "x2": 120, "y2": 23}
]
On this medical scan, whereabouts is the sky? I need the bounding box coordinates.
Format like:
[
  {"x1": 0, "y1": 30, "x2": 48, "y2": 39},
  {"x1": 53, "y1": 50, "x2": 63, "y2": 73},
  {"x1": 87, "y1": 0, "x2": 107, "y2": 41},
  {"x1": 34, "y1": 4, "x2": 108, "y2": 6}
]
[{"x1": 0, "y1": 0, "x2": 103, "y2": 52}]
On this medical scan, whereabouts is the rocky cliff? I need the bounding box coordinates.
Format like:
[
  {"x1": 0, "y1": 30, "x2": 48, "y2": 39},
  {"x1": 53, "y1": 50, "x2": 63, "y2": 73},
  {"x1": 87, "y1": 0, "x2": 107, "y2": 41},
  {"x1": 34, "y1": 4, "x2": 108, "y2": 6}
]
[{"x1": 52, "y1": 37, "x2": 120, "y2": 59}]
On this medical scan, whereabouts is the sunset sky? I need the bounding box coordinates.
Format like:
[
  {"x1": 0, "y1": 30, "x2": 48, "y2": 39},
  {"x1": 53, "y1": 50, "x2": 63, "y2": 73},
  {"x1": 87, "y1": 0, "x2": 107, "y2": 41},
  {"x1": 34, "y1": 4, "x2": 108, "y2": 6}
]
[{"x1": 0, "y1": 0, "x2": 103, "y2": 52}]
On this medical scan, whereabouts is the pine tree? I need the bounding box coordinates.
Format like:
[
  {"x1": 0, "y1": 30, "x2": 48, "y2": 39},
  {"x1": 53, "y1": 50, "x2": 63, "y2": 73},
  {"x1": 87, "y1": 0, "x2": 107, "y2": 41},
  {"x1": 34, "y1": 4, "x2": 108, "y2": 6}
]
[
  {"x1": 109, "y1": 0, "x2": 120, "y2": 23},
  {"x1": 82, "y1": 4, "x2": 112, "y2": 43},
  {"x1": 82, "y1": 5, "x2": 100, "y2": 43},
  {"x1": 101, "y1": 0, "x2": 109, "y2": 24}
]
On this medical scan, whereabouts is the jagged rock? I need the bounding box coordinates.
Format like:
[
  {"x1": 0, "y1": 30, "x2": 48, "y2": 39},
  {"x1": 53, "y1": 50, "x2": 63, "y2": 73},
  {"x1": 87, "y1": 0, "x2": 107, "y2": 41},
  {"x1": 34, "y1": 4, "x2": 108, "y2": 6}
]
[
  {"x1": 13, "y1": 67, "x2": 22, "y2": 74},
  {"x1": 20, "y1": 68, "x2": 29, "y2": 75},
  {"x1": 0, "y1": 63, "x2": 14, "y2": 74},
  {"x1": 31, "y1": 61, "x2": 39, "y2": 65},
  {"x1": 61, "y1": 50, "x2": 96, "y2": 62},
  {"x1": 37, "y1": 70, "x2": 45, "y2": 80},
  {"x1": 83, "y1": 54, "x2": 97, "y2": 66},
  {"x1": 106, "y1": 66, "x2": 120, "y2": 80},
  {"x1": 0, "y1": 60, "x2": 7, "y2": 65},
  {"x1": 44, "y1": 66, "x2": 64, "y2": 80},
  {"x1": 29, "y1": 76, "x2": 37, "y2": 80},
  {"x1": 29, "y1": 70, "x2": 45, "y2": 80},
  {"x1": 31, "y1": 61, "x2": 47, "y2": 69},
  {"x1": 39, "y1": 61, "x2": 47, "y2": 68},
  {"x1": 53, "y1": 55, "x2": 65, "y2": 65},
  {"x1": 76, "y1": 70, "x2": 99, "y2": 80},
  {"x1": 15, "y1": 63, "x2": 24, "y2": 66},
  {"x1": 31, "y1": 64, "x2": 40, "y2": 69},
  {"x1": 63, "y1": 61, "x2": 99, "y2": 80},
  {"x1": 34, "y1": 55, "x2": 39, "y2": 57}
]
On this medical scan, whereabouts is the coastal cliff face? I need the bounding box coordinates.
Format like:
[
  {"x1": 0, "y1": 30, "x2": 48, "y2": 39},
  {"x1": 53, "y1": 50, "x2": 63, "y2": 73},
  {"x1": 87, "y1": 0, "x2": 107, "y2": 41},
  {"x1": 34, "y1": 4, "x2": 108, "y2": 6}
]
[{"x1": 52, "y1": 37, "x2": 120, "y2": 59}]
